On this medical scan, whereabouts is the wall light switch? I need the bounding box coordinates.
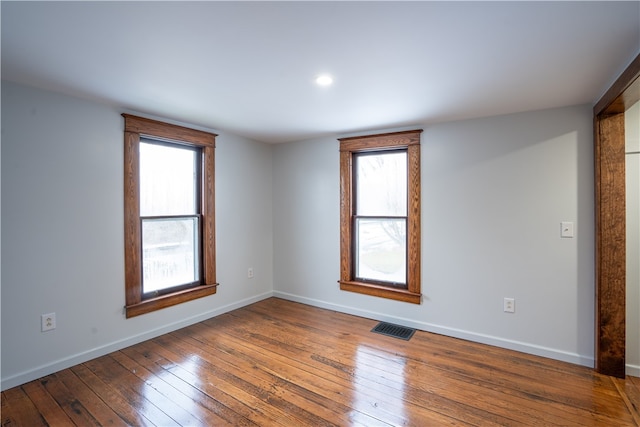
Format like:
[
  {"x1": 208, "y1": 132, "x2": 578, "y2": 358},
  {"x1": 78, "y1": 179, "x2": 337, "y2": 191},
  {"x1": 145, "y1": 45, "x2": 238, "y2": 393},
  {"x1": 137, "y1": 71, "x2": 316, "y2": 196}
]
[{"x1": 561, "y1": 222, "x2": 574, "y2": 238}]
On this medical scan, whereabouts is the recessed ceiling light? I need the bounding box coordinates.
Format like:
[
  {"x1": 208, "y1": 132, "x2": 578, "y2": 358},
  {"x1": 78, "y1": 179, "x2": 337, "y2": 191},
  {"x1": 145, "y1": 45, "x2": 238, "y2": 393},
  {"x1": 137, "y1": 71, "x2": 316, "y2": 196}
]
[{"x1": 315, "y1": 74, "x2": 333, "y2": 86}]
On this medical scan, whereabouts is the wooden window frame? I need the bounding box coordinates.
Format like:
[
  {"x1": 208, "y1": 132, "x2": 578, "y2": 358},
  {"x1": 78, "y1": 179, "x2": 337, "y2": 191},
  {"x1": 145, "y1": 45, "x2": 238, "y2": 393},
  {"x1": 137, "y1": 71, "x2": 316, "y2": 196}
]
[
  {"x1": 339, "y1": 130, "x2": 422, "y2": 304},
  {"x1": 123, "y1": 114, "x2": 217, "y2": 318}
]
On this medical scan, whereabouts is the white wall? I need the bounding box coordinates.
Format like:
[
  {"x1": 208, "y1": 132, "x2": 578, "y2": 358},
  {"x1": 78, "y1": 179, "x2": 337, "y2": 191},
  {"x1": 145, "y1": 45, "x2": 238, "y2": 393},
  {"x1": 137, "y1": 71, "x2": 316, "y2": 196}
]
[
  {"x1": 1, "y1": 80, "x2": 604, "y2": 388},
  {"x1": 626, "y1": 101, "x2": 640, "y2": 377},
  {"x1": 1, "y1": 81, "x2": 274, "y2": 389},
  {"x1": 273, "y1": 105, "x2": 595, "y2": 366}
]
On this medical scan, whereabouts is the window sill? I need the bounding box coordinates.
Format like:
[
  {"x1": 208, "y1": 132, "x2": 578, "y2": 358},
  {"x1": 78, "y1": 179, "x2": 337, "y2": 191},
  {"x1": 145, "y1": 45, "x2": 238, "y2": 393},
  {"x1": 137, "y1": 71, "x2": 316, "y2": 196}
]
[
  {"x1": 125, "y1": 284, "x2": 218, "y2": 318},
  {"x1": 339, "y1": 280, "x2": 421, "y2": 304}
]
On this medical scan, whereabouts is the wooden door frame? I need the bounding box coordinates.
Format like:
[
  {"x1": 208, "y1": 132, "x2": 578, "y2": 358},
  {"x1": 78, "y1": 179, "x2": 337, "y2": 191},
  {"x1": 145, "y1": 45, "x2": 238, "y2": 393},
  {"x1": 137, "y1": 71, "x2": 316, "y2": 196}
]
[{"x1": 594, "y1": 53, "x2": 640, "y2": 378}]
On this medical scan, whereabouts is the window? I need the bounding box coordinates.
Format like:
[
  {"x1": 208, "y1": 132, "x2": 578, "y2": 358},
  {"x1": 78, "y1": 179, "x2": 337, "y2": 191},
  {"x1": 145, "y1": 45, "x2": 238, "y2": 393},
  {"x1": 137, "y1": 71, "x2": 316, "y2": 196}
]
[
  {"x1": 123, "y1": 114, "x2": 217, "y2": 318},
  {"x1": 339, "y1": 130, "x2": 422, "y2": 303},
  {"x1": 354, "y1": 150, "x2": 407, "y2": 285},
  {"x1": 140, "y1": 141, "x2": 200, "y2": 296}
]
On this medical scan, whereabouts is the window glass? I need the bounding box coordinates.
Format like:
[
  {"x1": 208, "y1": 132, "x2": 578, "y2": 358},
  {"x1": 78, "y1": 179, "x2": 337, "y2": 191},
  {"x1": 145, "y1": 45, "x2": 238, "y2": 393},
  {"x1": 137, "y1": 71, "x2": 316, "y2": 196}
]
[
  {"x1": 140, "y1": 141, "x2": 197, "y2": 216},
  {"x1": 355, "y1": 218, "x2": 406, "y2": 284},
  {"x1": 142, "y1": 217, "x2": 200, "y2": 294},
  {"x1": 355, "y1": 151, "x2": 407, "y2": 216}
]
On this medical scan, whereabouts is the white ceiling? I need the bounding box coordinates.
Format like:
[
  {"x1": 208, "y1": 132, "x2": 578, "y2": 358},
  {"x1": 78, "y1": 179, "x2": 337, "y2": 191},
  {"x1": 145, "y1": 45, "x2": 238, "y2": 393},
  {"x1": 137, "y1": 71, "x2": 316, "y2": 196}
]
[{"x1": 2, "y1": 1, "x2": 639, "y2": 143}]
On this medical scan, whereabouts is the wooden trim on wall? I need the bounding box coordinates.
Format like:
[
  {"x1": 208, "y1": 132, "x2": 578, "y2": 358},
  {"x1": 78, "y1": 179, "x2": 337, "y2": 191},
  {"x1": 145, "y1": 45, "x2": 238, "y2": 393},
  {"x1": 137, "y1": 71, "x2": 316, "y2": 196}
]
[
  {"x1": 339, "y1": 151, "x2": 353, "y2": 282},
  {"x1": 593, "y1": 53, "x2": 639, "y2": 378},
  {"x1": 123, "y1": 131, "x2": 142, "y2": 306},
  {"x1": 594, "y1": 54, "x2": 640, "y2": 116},
  {"x1": 122, "y1": 114, "x2": 217, "y2": 147},
  {"x1": 339, "y1": 130, "x2": 422, "y2": 152},
  {"x1": 594, "y1": 113, "x2": 627, "y2": 378},
  {"x1": 202, "y1": 145, "x2": 217, "y2": 284},
  {"x1": 407, "y1": 143, "x2": 421, "y2": 297}
]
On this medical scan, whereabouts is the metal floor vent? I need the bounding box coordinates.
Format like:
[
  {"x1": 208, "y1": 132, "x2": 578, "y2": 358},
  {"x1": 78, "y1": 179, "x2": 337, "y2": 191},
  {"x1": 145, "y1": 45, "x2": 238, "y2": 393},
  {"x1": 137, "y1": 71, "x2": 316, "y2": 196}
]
[{"x1": 371, "y1": 322, "x2": 416, "y2": 341}]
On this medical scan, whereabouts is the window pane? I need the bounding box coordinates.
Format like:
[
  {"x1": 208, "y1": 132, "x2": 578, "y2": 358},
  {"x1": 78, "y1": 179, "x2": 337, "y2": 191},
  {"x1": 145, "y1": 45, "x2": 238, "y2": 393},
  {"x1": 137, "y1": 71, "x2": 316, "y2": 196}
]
[
  {"x1": 355, "y1": 218, "x2": 406, "y2": 285},
  {"x1": 142, "y1": 217, "x2": 199, "y2": 293},
  {"x1": 356, "y1": 151, "x2": 407, "y2": 216},
  {"x1": 140, "y1": 142, "x2": 197, "y2": 216}
]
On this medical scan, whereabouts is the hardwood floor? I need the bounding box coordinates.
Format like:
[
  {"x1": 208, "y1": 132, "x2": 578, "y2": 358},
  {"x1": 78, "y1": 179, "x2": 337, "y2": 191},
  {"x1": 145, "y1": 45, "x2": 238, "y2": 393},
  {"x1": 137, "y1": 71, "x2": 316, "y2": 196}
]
[{"x1": 2, "y1": 297, "x2": 639, "y2": 426}]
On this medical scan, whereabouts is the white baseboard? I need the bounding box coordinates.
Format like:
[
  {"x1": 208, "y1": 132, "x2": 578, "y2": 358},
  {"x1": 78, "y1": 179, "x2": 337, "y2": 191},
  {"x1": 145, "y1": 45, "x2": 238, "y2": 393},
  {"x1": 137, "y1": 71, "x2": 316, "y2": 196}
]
[
  {"x1": 1, "y1": 291, "x2": 274, "y2": 391},
  {"x1": 626, "y1": 363, "x2": 640, "y2": 377},
  {"x1": 273, "y1": 291, "x2": 595, "y2": 368},
  {"x1": 7, "y1": 290, "x2": 623, "y2": 391}
]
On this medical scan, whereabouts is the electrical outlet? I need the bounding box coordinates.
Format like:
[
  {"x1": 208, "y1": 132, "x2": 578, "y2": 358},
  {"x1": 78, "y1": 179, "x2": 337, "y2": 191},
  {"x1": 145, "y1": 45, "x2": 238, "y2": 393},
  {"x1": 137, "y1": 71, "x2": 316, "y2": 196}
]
[
  {"x1": 248, "y1": 267, "x2": 254, "y2": 279},
  {"x1": 41, "y1": 313, "x2": 56, "y2": 332},
  {"x1": 503, "y1": 298, "x2": 515, "y2": 313}
]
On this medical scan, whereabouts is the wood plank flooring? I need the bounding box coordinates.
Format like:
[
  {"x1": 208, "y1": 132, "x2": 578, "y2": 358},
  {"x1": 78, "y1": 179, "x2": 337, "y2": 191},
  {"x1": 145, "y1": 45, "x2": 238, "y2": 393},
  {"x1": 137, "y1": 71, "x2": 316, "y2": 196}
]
[{"x1": 2, "y1": 297, "x2": 639, "y2": 426}]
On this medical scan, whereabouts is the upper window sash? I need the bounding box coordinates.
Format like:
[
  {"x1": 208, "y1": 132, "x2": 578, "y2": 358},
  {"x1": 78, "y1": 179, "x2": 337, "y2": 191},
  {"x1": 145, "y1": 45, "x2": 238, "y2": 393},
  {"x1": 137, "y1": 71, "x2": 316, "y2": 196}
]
[{"x1": 353, "y1": 149, "x2": 408, "y2": 217}]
